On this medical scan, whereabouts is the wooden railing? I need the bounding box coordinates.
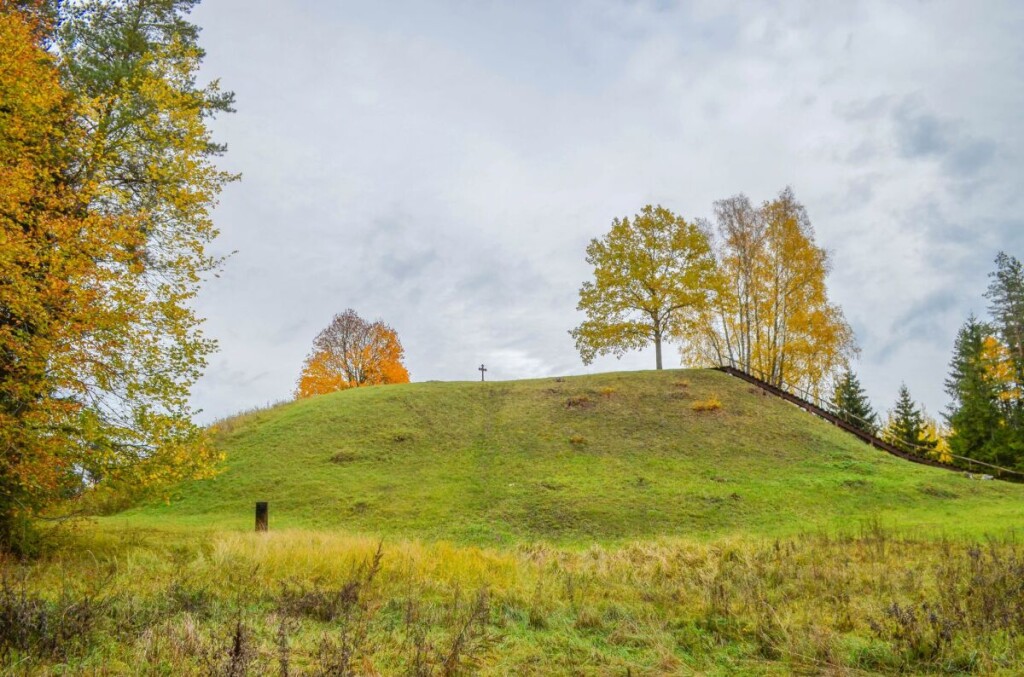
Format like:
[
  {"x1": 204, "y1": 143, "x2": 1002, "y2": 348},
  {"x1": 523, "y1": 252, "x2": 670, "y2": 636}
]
[{"x1": 714, "y1": 361, "x2": 1024, "y2": 482}]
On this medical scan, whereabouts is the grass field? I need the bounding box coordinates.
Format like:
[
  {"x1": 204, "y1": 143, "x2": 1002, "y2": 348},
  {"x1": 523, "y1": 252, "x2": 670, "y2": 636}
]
[
  {"x1": 8, "y1": 369, "x2": 1024, "y2": 674},
  {"x1": 115, "y1": 368, "x2": 1024, "y2": 541}
]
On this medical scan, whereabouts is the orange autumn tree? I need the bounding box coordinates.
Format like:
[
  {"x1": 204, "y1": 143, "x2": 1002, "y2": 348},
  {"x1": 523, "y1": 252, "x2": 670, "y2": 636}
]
[
  {"x1": 0, "y1": 6, "x2": 104, "y2": 539},
  {"x1": 0, "y1": 1, "x2": 233, "y2": 550},
  {"x1": 296, "y1": 310, "x2": 410, "y2": 398}
]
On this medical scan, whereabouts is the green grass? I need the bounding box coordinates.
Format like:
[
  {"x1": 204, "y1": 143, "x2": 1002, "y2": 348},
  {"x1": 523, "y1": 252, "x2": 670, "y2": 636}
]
[
  {"x1": 8, "y1": 527, "x2": 1024, "y2": 674},
  {"x1": 11, "y1": 369, "x2": 1024, "y2": 674},
  {"x1": 113, "y1": 368, "x2": 1024, "y2": 543}
]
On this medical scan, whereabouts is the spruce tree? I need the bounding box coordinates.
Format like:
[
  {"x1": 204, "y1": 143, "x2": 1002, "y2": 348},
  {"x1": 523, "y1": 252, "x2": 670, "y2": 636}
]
[
  {"x1": 945, "y1": 316, "x2": 1003, "y2": 465},
  {"x1": 986, "y1": 252, "x2": 1024, "y2": 379},
  {"x1": 885, "y1": 384, "x2": 936, "y2": 455},
  {"x1": 831, "y1": 370, "x2": 878, "y2": 434},
  {"x1": 983, "y1": 252, "x2": 1024, "y2": 467}
]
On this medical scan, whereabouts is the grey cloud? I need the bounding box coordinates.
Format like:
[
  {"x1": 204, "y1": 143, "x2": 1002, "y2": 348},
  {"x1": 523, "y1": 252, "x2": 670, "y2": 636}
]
[
  {"x1": 834, "y1": 95, "x2": 891, "y2": 122},
  {"x1": 894, "y1": 105, "x2": 953, "y2": 158},
  {"x1": 185, "y1": 0, "x2": 1024, "y2": 423},
  {"x1": 883, "y1": 289, "x2": 959, "y2": 354},
  {"x1": 892, "y1": 100, "x2": 997, "y2": 177},
  {"x1": 948, "y1": 139, "x2": 997, "y2": 177}
]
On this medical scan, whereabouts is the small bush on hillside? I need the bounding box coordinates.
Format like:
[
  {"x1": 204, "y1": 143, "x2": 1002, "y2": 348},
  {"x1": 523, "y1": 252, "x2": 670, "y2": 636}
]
[
  {"x1": 918, "y1": 484, "x2": 957, "y2": 499},
  {"x1": 598, "y1": 386, "x2": 617, "y2": 399},
  {"x1": 566, "y1": 395, "x2": 593, "y2": 409},
  {"x1": 568, "y1": 434, "x2": 587, "y2": 445},
  {"x1": 691, "y1": 396, "x2": 722, "y2": 412}
]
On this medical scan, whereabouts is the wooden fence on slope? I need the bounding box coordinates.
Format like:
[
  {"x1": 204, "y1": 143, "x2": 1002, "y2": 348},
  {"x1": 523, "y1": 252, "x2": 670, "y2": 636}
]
[{"x1": 714, "y1": 362, "x2": 1024, "y2": 482}]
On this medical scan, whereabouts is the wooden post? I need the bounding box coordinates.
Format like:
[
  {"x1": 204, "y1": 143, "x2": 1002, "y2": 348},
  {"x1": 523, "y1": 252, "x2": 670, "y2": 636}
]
[{"x1": 255, "y1": 501, "x2": 268, "y2": 532}]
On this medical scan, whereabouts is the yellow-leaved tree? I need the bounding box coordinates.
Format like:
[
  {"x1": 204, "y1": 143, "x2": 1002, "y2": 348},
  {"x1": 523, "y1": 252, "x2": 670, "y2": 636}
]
[
  {"x1": 0, "y1": 0, "x2": 233, "y2": 550},
  {"x1": 682, "y1": 188, "x2": 857, "y2": 397},
  {"x1": 570, "y1": 205, "x2": 720, "y2": 370}
]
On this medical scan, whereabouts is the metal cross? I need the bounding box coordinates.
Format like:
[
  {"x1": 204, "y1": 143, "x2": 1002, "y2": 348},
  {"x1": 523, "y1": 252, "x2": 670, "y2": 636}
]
[{"x1": 478, "y1": 364, "x2": 487, "y2": 382}]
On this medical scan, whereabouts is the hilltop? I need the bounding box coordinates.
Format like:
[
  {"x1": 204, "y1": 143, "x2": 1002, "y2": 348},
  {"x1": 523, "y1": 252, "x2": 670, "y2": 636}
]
[{"x1": 114, "y1": 369, "x2": 1024, "y2": 543}]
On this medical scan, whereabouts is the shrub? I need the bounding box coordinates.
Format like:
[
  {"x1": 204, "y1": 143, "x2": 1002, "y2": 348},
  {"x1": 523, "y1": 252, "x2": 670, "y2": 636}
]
[
  {"x1": 568, "y1": 434, "x2": 587, "y2": 445},
  {"x1": 278, "y1": 541, "x2": 382, "y2": 622},
  {"x1": 597, "y1": 386, "x2": 617, "y2": 399},
  {"x1": 691, "y1": 395, "x2": 722, "y2": 412},
  {"x1": 0, "y1": 576, "x2": 102, "y2": 663},
  {"x1": 566, "y1": 395, "x2": 592, "y2": 409}
]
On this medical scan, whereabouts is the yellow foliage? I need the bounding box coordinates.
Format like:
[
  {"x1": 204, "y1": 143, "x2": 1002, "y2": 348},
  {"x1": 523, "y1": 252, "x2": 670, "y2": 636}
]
[
  {"x1": 570, "y1": 205, "x2": 720, "y2": 370},
  {"x1": 1, "y1": 6, "x2": 226, "y2": 533},
  {"x1": 682, "y1": 189, "x2": 856, "y2": 397},
  {"x1": 921, "y1": 417, "x2": 954, "y2": 464},
  {"x1": 981, "y1": 335, "x2": 1021, "y2": 403},
  {"x1": 691, "y1": 395, "x2": 722, "y2": 412}
]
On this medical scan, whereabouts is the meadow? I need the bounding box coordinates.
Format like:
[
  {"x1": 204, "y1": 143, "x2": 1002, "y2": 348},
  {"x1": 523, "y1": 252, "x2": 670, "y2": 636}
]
[
  {"x1": 6, "y1": 369, "x2": 1024, "y2": 674},
  {"x1": 6, "y1": 526, "x2": 1024, "y2": 674}
]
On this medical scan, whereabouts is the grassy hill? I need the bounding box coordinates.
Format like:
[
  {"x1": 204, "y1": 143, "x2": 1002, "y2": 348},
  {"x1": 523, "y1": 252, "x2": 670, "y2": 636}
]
[
  {"x1": 16, "y1": 369, "x2": 1024, "y2": 674},
  {"x1": 115, "y1": 368, "x2": 1024, "y2": 543}
]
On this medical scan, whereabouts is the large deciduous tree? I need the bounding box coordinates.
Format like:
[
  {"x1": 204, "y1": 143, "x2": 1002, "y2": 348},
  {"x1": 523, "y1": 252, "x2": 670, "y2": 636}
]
[
  {"x1": 296, "y1": 310, "x2": 410, "y2": 398},
  {"x1": 682, "y1": 188, "x2": 857, "y2": 396},
  {"x1": 570, "y1": 205, "x2": 719, "y2": 370},
  {"x1": 0, "y1": 0, "x2": 232, "y2": 549}
]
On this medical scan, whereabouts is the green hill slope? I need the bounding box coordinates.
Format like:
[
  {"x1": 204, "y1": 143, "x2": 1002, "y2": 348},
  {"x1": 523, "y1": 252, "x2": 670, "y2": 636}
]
[{"x1": 117, "y1": 369, "x2": 1024, "y2": 543}]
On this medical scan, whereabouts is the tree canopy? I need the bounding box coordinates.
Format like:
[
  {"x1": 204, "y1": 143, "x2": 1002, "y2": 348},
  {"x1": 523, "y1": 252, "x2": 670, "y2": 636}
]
[
  {"x1": 296, "y1": 310, "x2": 410, "y2": 398},
  {"x1": 683, "y1": 188, "x2": 857, "y2": 396},
  {"x1": 943, "y1": 253, "x2": 1024, "y2": 470},
  {"x1": 0, "y1": 0, "x2": 232, "y2": 549},
  {"x1": 570, "y1": 205, "x2": 719, "y2": 370}
]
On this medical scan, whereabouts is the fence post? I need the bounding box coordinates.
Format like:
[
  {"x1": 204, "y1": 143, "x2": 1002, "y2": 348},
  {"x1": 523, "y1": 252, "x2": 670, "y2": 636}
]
[{"x1": 255, "y1": 501, "x2": 268, "y2": 532}]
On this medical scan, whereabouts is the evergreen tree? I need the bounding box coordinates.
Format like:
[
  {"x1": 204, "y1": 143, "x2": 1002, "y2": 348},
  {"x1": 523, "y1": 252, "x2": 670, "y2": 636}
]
[
  {"x1": 945, "y1": 316, "x2": 1004, "y2": 465},
  {"x1": 830, "y1": 370, "x2": 878, "y2": 434},
  {"x1": 884, "y1": 384, "x2": 937, "y2": 455},
  {"x1": 986, "y1": 252, "x2": 1024, "y2": 380},
  {"x1": 983, "y1": 252, "x2": 1024, "y2": 467}
]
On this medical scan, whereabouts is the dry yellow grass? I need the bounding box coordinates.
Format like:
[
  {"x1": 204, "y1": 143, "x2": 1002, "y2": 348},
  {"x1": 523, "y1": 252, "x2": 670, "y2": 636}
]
[{"x1": 6, "y1": 524, "x2": 1024, "y2": 673}]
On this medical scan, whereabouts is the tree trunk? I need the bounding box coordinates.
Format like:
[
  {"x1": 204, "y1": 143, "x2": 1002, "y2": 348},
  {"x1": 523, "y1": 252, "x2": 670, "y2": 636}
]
[{"x1": 655, "y1": 334, "x2": 663, "y2": 370}]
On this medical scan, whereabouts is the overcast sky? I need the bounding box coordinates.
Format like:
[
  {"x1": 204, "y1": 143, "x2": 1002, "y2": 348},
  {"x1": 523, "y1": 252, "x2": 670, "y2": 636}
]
[{"x1": 187, "y1": 0, "x2": 1024, "y2": 423}]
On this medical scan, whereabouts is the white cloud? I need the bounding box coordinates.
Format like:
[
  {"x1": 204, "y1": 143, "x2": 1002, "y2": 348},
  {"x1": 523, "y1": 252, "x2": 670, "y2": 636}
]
[{"x1": 188, "y1": 0, "x2": 1024, "y2": 421}]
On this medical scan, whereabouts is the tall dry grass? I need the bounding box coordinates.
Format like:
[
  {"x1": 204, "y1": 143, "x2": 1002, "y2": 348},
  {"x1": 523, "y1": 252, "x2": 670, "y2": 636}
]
[{"x1": 3, "y1": 526, "x2": 1023, "y2": 673}]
